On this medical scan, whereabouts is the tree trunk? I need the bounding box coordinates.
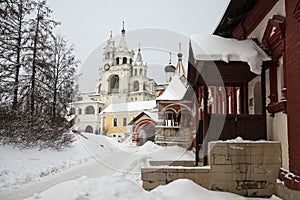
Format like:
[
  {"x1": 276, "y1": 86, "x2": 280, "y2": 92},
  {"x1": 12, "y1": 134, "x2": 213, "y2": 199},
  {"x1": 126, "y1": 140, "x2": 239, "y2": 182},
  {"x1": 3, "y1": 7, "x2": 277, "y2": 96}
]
[
  {"x1": 52, "y1": 77, "x2": 58, "y2": 119},
  {"x1": 30, "y1": 10, "x2": 40, "y2": 115},
  {"x1": 13, "y1": 0, "x2": 23, "y2": 109}
]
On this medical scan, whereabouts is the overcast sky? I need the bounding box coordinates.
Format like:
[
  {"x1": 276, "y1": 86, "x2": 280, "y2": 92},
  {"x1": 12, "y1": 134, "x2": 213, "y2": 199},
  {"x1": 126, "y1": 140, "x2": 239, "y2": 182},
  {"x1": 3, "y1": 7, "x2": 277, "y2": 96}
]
[{"x1": 47, "y1": 0, "x2": 229, "y2": 92}]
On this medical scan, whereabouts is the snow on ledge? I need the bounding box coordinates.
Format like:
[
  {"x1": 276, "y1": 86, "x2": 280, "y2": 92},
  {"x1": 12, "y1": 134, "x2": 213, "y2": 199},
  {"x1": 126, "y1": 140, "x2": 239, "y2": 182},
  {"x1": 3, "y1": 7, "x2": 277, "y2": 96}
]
[
  {"x1": 190, "y1": 34, "x2": 271, "y2": 74},
  {"x1": 209, "y1": 136, "x2": 280, "y2": 144}
]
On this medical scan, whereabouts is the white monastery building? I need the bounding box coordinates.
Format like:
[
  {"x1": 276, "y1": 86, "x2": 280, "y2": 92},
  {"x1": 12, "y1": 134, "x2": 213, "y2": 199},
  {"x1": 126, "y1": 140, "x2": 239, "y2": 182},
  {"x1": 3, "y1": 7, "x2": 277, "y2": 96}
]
[{"x1": 69, "y1": 23, "x2": 184, "y2": 137}]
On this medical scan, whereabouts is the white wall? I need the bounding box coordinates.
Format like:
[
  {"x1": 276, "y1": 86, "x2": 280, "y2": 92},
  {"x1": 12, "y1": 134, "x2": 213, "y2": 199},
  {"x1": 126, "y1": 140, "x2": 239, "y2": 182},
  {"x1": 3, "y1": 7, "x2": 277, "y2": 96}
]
[{"x1": 248, "y1": 0, "x2": 288, "y2": 169}]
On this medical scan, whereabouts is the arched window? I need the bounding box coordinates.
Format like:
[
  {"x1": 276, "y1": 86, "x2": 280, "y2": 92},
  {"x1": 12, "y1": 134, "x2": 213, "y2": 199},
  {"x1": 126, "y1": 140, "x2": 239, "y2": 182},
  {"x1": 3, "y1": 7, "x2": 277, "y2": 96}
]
[
  {"x1": 178, "y1": 109, "x2": 191, "y2": 127},
  {"x1": 110, "y1": 75, "x2": 119, "y2": 93},
  {"x1": 105, "y1": 52, "x2": 110, "y2": 59},
  {"x1": 140, "y1": 69, "x2": 143, "y2": 76},
  {"x1": 123, "y1": 57, "x2": 127, "y2": 64},
  {"x1": 133, "y1": 81, "x2": 139, "y2": 91},
  {"x1": 135, "y1": 69, "x2": 137, "y2": 76},
  {"x1": 70, "y1": 107, "x2": 76, "y2": 115},
  {"x1": 130, "y1": 58, "x2": 133, "y2": 64},
  {"x1": 116, "y1": 57, "x2": 120, "y2": 65},
  {"x1": 85, "y1": 106, "x2": 95, "y2": 114},
  {"x1": 85, "y1": 125, "x2": 93, "y2": 133},
  {"x1": 163, "y1": 110, "x2": 176, "y2": 127},
  {"x1": 98, "y1": 84, "x2": 101, "y2": 94}
]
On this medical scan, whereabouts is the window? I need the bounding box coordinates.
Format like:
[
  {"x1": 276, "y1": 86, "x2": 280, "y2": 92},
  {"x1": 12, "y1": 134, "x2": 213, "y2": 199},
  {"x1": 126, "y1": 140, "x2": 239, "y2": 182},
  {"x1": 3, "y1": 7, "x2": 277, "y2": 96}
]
[
  {"x1": 133, "y1": 81, "x2": 139, "y2": 91},
  {"x1": 262, "y1": 15, "x2": 287, "y2": 116},
  {"x1": 130, "y1": 58, "x2": 133, "y2": 64},
  {"x1": 85, "y1": 106, "x2": 95, "y2": 114},
  {"x1": 116, "y1": 57, "x2": 120, "y2": 65},
  {"x1": 123, "y1": 57, "x2": 127, "y2": 64},
  {"x1": 110, "y1": 75, "x2": 119, "y2": 93},
  {"x1": 113, "y1": 117, "x2": 118, "y2": 127},
  {"x1": 163, "y1": 110, "x2": 176, "y2": 126},
  {"x1": 134, "y1": 69, "x2": 137, "y2": 76},
  {"x1": 98, "y1": 84, "x2": 101, "y2": 94},
  {"x1": 123, "y1": 117, "x2": 127, "y2": 127},
  {"x1": 99, "y1": 107, "x2": 102, "y2": 113},
  {"x1": 78, "y1": 108, "x2": 82, "y2": 115},
  {"x1": 140, "y1": 69, "x2": 143, "y2": 76},
  {"x1": 178, "y1": 109, "x2": 191, "y2": 127},
  {"x1": 105, "y1": 52, "x2": 110, "y2": 59},
  {"x1": 85, "y1": 125, "x2": 93, "y2": 133}
]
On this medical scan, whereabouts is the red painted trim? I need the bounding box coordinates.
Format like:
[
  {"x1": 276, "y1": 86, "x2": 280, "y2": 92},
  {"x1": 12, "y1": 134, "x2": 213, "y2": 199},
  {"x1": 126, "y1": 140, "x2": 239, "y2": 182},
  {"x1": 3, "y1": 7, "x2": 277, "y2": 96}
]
[
  {"x1": 134, "y1": 120, "x2": 156, "y2": 133},
  {"x1": 232, "y1": 0, "x2": 279, "y2": 39}
]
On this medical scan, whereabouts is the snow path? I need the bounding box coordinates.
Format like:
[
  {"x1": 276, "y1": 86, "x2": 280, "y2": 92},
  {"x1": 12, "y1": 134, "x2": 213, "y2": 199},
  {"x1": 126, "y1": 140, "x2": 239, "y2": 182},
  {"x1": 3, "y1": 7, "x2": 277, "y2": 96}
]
[{"x1": 0, "y1": 151, "x2": 136, "y2": 200}]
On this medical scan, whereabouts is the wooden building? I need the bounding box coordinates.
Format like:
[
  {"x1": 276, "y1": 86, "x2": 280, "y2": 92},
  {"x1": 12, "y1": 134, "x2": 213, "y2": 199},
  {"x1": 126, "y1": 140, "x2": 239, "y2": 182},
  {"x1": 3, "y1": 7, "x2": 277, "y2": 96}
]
[
  {"x1": 188, "y1": 0, "x2": 300, "y2": 194},
  {"x1": 188, "y1": 34, "x2": 271, "y2": 165}
]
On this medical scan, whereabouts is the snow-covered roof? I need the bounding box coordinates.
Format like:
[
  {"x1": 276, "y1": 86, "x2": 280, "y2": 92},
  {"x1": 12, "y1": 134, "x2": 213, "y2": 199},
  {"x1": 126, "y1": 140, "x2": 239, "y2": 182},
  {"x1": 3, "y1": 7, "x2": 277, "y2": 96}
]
[
  {"x1": 144, "y1": 111, "x2": 159, "y2": 122},
  {"x1": 71, "y1": 99, "x2": 103, "y2": 105},
  {"x1": 156, "y1": 75, "x2": 187, "y2": 101},
  {"x1": 128, "y1": 111, "x2": 159, "y2": 125},
  {"x1": 101, "y1": 100, "x2": 156, "y2": 114},
  {"x1": 190, "y1": 34, "x2": 271, "y2": 74},
  {"x1": 65, "y1": 114, "x2": 76, "y2": 122}
]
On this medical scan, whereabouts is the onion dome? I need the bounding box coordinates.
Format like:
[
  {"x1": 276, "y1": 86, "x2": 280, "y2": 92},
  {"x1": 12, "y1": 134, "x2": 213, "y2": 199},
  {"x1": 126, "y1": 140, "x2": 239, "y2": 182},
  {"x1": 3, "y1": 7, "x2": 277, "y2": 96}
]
[
  {"x1": 165, "y1": 64, "x2": 176, "y2": 72},
  {"x1": 165, "y1": 51, "x2": 175, "y2": 72}
]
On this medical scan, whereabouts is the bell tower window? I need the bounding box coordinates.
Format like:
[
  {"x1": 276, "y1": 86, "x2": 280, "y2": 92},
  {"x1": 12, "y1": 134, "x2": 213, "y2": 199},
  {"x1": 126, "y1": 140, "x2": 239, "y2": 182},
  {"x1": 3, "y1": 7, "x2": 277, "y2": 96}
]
[
  {"x1": 110, "y1": 75, "x2": 119, "y2": 93},
  {"x1": 98, "y1": 84, "x2": 102, "y2": 94},
  {"x1": 105, "y1": 52, "x2": 110, "y2": 59},
  {"x1": 123, "y1": 57, "x2": 127, "y2": 64},
  {"x1": 133, "y1": 81, "x2": 139, "y2": 91}
]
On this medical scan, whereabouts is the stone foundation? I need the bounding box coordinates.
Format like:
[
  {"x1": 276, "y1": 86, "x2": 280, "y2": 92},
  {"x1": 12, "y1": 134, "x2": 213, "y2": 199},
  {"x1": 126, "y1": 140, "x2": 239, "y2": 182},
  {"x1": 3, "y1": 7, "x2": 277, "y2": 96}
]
[{"x1": 141, "y1": 141, "x2": 281, "y2": 197}]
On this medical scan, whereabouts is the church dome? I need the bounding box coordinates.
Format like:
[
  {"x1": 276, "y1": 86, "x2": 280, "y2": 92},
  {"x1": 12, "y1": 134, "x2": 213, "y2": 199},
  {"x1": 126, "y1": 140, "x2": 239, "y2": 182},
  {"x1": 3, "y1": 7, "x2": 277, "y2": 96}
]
[{"x1": 164, "y1": 64, "x2": 176, "y2": 72}]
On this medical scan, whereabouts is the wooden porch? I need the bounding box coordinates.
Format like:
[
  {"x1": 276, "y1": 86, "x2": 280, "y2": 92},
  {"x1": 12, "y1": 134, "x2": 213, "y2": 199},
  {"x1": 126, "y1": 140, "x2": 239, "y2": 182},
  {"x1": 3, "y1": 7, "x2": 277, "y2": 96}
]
[{"x1": 188, "y1": 48, "x2": 268, "y2": 165}]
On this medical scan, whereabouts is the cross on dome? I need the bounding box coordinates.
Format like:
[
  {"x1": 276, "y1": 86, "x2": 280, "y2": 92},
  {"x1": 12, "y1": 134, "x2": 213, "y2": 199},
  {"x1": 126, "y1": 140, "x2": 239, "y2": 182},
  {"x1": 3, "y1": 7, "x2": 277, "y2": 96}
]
[
  {"x1": 121, "y1": 21, "x2": 125, "y2": 34},
  {"x1": 179, "y1": 42, "x2": 182, "y2": 53}
]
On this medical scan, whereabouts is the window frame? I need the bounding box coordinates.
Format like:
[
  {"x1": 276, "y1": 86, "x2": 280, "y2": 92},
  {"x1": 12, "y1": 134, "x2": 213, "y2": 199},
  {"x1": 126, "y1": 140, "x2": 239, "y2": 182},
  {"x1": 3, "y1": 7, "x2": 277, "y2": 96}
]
[{"x1": 113, "y1": 117, "x2": 118, "y2": 127}]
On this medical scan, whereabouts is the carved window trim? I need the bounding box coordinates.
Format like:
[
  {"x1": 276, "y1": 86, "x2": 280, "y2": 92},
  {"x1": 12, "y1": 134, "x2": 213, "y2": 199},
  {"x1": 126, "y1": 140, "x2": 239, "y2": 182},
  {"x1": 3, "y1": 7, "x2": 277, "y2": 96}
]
[
  {"x1": 262, "y1": 15, "x2": 285, "y2": 59},
  {"x1": 262, "y1": 15, "x2": 287, "y2": 116}
]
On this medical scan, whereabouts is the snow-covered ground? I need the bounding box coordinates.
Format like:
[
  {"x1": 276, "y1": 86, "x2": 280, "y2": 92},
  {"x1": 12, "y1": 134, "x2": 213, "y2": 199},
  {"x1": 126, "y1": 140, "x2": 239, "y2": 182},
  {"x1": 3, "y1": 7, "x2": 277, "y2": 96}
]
[{"x1": 0, "y1": 133, "x2": 281, "y2": 200}]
